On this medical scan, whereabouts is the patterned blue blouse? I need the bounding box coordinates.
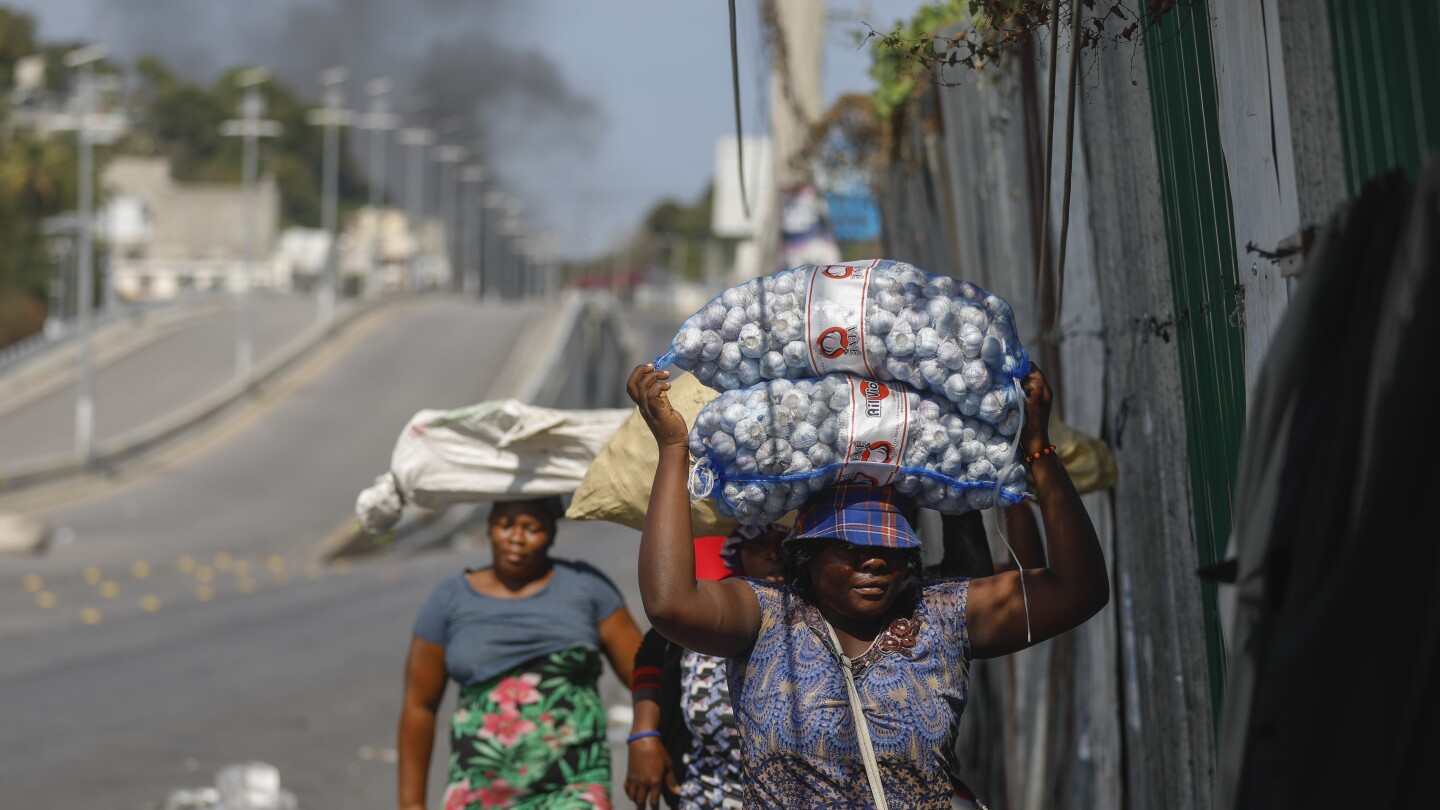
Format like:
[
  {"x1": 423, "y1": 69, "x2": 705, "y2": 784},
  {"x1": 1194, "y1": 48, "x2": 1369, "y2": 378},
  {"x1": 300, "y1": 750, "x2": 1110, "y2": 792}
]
[{"x1": 727, "y1": 577, "x2": 973, "y2": 809}]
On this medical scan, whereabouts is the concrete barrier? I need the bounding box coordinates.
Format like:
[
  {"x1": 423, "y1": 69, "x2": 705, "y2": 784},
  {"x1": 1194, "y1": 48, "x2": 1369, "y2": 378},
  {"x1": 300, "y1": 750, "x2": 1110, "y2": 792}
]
[
  {"x1": 0, "y1": 294, "x2": 411, "y2": 497},
  {"x1": 0, "y1": 297, "x2": 233, "y2": 420}
]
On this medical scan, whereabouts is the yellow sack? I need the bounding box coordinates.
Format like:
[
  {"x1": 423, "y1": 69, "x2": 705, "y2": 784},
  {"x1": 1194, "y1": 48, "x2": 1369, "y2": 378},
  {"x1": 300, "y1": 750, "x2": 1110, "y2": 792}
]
[
  {"x1": 567, "y1": 373, "x2": 741, "y2": 535},
  {"x1": 1049, "y1": 414, "x2": 1118, "y2": 495}
]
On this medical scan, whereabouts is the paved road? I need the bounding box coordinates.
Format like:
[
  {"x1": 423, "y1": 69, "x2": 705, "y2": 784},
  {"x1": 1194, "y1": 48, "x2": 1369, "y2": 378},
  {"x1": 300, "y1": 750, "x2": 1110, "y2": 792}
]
[
  {"x1": 0, "y1": 295, "x2": 317, "y2": 467},
  {"x1": 0, "y1": 294, "x2": 677, "y2": 809}
]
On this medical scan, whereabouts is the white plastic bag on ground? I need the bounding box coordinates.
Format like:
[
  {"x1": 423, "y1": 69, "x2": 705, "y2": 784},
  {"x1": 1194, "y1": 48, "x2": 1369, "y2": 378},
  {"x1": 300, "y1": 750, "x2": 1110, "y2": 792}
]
[
  {"x1": 355, "y1": 400, "x2": 630, "y2": 534},
  {"x1": 655, "y1": 259, "x2": 1031, "y2": 428},
  {"x1": 688, "y1": 374, "x2": 1028, "y2": 525}
]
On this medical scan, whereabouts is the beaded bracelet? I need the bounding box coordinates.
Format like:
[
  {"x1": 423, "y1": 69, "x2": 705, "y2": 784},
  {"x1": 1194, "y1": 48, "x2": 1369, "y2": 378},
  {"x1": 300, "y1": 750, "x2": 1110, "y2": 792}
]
[
  {"x1": 626, "y1": 730, "x2": 662, "y2": 744},
  {"x1": 1023, "y1": 444, "x2": 1058, "y2": 465}
]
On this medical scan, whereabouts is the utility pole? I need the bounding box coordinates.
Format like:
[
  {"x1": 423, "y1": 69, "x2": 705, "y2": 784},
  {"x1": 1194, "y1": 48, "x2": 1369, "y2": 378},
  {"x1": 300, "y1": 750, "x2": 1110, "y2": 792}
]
[
  {"x1": 459, "y1": 165, "x2": 487, "y2": 299},
  {"x1": 481, "y1": 190, "x2": 505, "y2": 301},
  {"x1": 66, "y1": 44, "x2": 106, "y2": 463},
  {"x1": 433, "y1": 139, "x2": 465, "y2": 292},
  {"x1": 502, "y1": 201, "x2": 523, "y2": 300},
  {"x1": 397, "y1": 126, "x2": 434, "y2": 289},
  {"x1": 221, "y1": 68, "x2": 281, "y2": 386},
  {"x1": 307, "y1": 67, "x2": 352, "y2": 325},
  {"x1": 358, "y1": 78, "x2": 397, "y2": 298}
]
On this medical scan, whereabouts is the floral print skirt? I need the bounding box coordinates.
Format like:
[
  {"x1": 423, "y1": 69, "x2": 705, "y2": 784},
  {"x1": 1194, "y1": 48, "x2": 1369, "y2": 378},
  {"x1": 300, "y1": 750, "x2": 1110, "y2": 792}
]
[{"x1": 444, "y1": 647, "x2": 611, "y2": 810}]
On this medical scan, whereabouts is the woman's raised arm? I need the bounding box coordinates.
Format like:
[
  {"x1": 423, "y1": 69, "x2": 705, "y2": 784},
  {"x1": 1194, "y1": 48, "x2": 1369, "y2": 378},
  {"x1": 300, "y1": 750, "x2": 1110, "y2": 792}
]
[
  {"x1": 628, "y1": 365, "x2": 761, "y2": 658},
  {"x1": 967, "y1": 367, "x2": 1110, "y2": 658}
]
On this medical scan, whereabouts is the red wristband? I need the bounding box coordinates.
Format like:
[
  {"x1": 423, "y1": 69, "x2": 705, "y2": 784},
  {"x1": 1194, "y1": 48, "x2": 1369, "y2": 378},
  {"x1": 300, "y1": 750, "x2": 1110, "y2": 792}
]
[{"x1": 1023, "y1": 444, "x2": 1057, "y2": 464}]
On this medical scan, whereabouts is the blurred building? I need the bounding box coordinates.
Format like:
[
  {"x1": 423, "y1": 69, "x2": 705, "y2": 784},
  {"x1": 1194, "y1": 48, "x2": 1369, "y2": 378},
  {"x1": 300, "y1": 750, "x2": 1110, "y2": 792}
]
[{"x1": 100, "y1": 156, "x2": 281, "y2": 301}]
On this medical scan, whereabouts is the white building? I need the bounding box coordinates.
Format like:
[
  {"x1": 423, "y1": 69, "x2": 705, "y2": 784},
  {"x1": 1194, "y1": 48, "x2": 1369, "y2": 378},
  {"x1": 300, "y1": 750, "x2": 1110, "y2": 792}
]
[{"x1": 101, "y1": 156, "x2": 282, "y2": 301}]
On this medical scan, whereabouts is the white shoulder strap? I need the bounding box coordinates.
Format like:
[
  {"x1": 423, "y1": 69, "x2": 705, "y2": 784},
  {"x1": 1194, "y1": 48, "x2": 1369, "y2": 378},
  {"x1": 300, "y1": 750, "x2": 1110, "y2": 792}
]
[{"x1": 826, "y1": 622, "x2": 889, "y2": 810}]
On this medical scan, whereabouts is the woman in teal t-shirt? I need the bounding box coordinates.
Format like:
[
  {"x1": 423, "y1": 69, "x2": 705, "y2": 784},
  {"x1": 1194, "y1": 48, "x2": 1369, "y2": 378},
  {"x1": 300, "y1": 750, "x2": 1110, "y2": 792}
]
[{"x1": 398, "y1": 497, "x2": 643, "y2": 810}]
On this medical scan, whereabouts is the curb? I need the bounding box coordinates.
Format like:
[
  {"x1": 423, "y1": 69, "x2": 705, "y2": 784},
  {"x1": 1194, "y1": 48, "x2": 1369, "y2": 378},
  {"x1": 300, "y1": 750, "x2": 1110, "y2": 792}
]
[{"x1": 0, "y1": 294, "x2": 412, "y2": 497}]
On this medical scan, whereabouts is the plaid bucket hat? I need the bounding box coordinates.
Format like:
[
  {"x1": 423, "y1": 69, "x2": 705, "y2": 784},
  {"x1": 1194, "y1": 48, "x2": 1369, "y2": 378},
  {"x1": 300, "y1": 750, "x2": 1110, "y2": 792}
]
[{"x1": 786, "y1": 486, "x2": 920, "y2": 550}]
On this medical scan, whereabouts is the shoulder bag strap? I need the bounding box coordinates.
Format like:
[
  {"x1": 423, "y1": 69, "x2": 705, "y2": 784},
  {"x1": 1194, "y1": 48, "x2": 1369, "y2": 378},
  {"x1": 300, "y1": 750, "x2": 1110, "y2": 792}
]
[{"x1": 826, "y1": 622, "x2": 889, "y2": 810}]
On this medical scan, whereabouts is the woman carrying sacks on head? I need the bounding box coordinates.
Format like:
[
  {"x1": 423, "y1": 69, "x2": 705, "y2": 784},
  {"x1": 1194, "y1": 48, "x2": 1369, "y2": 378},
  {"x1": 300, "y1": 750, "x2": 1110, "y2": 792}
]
[
  {"x1": 624, "y1": 524, "x2": 788, "y2": 810},
  {"x1": 626, "y1": 363, "x2": 1108, "y2": 809},
  {"x1": 397, "y1": 496, "x2": 644, "y2": 810}
]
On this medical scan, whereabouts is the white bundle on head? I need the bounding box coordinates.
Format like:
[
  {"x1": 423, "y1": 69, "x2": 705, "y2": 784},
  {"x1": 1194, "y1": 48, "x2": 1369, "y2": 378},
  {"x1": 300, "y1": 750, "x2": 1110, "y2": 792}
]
[
  {"x1": 687, "y1": 374, "x2": 1028, "y2": 525},
  {"x1": 656, "y1": 260, "x2": 1031, "y2": 430}
]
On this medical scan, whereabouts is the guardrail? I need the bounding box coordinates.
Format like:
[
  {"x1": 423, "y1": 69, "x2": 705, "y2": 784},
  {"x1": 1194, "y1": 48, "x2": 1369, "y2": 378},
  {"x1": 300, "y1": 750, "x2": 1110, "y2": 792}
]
[
  {"x1": 0, "y1": 294, "x2": 409, "y2": 498},
  {"x1": 0, "y1": 294, "x2": 229, "y2": 375}
]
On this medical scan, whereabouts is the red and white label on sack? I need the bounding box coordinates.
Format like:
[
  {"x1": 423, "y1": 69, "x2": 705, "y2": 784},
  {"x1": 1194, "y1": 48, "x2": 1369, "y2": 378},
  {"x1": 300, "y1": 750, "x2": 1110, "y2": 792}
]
[
  {"x1": 839, "y1": 377, "x2": 909, "y2": 487},
  {"x1": 805, "y1": 260, "x2": 880, "y2": 378}
]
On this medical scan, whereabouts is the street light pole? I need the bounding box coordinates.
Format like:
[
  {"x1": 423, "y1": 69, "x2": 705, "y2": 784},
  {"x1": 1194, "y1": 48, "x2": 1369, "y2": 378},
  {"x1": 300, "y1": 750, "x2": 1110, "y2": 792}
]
[
  {"x1": 481, "y1": 190, "x2": 505, "y2": 302},
  {"x1": 307, "y1": 67, "x2": 352, "y2": 325},
  {"x1": 359, "y1": 78, "x2": 397, "y2": 298},
  {"x1": 66, "y1": 44, "x2": 105, "y2": 463},
  {"x1": 396, "y1": 127, "x2": 434, "y2": 289},
  {"x1": 459, "y1": 165, "x2": 487, "y2": 299},
  {"x1": 220, "y1": 68, "x2": 281, "y2": 386},
  {"x1": 433, "y1": 143, "x2": 465, "y2": 292}
]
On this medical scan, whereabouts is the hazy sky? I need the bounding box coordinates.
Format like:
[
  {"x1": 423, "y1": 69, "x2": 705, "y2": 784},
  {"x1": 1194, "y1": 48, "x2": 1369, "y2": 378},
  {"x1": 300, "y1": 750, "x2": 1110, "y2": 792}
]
[{"x1": 9, "y1": 0, "x2": 928, "y2": 259}]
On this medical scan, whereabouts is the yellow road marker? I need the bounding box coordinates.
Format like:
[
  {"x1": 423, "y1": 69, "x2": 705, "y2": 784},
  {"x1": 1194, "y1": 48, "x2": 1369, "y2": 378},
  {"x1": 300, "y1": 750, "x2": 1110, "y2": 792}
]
[
  {"x1": 214, "y1": 551, "x2": 234, "y2": 570},
  {"x1": 195, "y1": 585, "x2": 214, "y2": 602},
  {"x1": 80, "y1": 607, "x2": 102, "y2": 625},
  {"x1": 83, "y1": 567, "x2": 103, "y2": 585},
  {"x1": 99, "y1": 580, "x2": 120, "y2": 599},
  {"x1": 140, "y1": 595, "x2": 161, "y2": 612},
  {"x1": 131, "y1": 561, "x2": 151, "y2": 579},
  {"x1": 23, "y1": 574, "x2": 43, "y2": 592},
  {"x1": 266, "y1": 554, "x2": 287, "y2": 573},
  {"x1": 36, "y1": 591, "x2": 56, "y2": 609},
  {"x1": 195, "y1": 565, "x2": 215, "y2": 584},
  {"x1": 233, "y1": 560, "x2": 252, "y2": 578},
  {"x1": 178, "y1": 556, "x2": 196, "y2": 574}
]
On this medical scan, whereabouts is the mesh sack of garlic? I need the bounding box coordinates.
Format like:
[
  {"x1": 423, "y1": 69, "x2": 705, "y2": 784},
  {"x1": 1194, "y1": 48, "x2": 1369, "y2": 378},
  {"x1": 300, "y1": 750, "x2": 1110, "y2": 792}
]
[
  {"x1": 655, "y1": 259, "x2": 1031, "y2": 429},
  {"x1": 686, "y1": 374, "x2": 1029, "y2": 526}
]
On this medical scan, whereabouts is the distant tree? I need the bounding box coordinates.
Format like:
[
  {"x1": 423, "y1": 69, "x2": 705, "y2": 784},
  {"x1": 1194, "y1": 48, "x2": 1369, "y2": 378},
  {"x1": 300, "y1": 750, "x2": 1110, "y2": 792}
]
[
  {"x1": 0, "y1": 134, "x2": 79, "y2": 346},
  {"x1": 0, "y1": 8, "x2": 37, "y2": 89}
]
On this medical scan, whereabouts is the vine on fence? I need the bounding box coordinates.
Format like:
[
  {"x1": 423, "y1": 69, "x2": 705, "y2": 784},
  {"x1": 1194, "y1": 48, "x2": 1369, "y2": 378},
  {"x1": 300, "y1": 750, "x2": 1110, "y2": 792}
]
[{"x1": 866, "y1": 0, "x2": 1191, "y2": 119}]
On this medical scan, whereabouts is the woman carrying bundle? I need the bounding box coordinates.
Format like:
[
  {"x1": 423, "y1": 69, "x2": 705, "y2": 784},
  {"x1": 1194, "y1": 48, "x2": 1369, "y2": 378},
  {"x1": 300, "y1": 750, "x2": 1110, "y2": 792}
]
[
  {"x1": 626, "y1": 363, "x2": 1108, "y2": 809},
  {"x1": 397, "y1": 496, "x2": 644, "y2": 810}
]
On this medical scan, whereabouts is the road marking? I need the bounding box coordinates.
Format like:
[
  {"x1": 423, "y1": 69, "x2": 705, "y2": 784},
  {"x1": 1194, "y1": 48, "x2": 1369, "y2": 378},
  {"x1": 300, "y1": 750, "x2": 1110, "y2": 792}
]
[
  {"x1": 140, "y1": 595, "x2": 161, "y2": 612},
  {"x1": 214, "y1": 551, "x2": 234, "y2": 570},
  {"x1": 132, "y1": 560, "x2": 151, "y2": 579},
  {"x1": 195, "y1": 585, "x2": 214, "y2": 602},
  {"x1": 99, "y1": 580, "x2": 120, "y2": 599},
  {"x1": 178, "y1": 555, "x2": 196, "y2": 574},
  {"x1": 36, "y1": 591, "x2": 56, "y2": 609},
  {"x1": 195, "y1": 565, "x2": 215, "y2": 584},
  {"x1": 266, "y1": 555, "x2": 286, "y2": 573},
  {"x1": 23, "y1": 574, "x2": 43, "y2": 592},
  {"x1": 83, "y1": 567, "x2": 103, "y2": 585},
  {"x1": 80, "y1": 607, "x2": 103, "y2": 625},
  {"x1": 238, "y1": 578, "x2": 257, "y2": 594},
  {"x1": 233, "y1": 560, "x2": 252, "y2": 578}
]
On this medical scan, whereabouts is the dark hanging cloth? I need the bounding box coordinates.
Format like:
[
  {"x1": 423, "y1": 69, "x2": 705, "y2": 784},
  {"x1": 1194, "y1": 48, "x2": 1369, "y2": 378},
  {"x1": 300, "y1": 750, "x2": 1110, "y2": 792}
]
[{"x1": 1224, "y1": 153, "x2": 1440, "y2": 809}]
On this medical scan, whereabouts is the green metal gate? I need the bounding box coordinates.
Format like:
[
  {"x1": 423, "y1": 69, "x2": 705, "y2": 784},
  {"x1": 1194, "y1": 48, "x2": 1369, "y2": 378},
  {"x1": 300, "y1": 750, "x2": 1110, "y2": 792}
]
[
  {"x1": 1327, "y1": 0, "x2": 1440, "y2": 192},
  {"x1": 1142, "y1": 0, "x2": 1248, "y2": 730}
]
